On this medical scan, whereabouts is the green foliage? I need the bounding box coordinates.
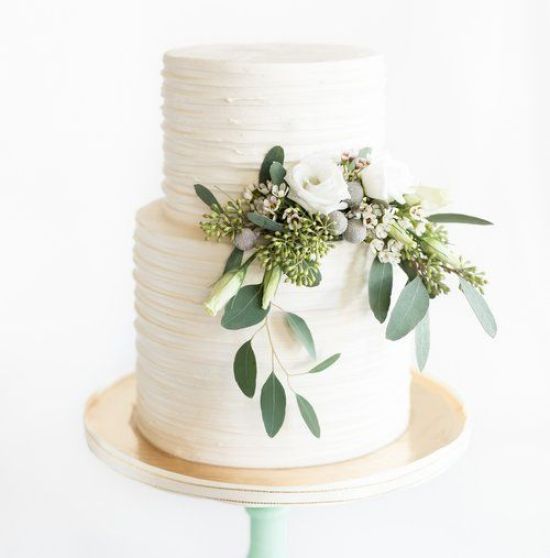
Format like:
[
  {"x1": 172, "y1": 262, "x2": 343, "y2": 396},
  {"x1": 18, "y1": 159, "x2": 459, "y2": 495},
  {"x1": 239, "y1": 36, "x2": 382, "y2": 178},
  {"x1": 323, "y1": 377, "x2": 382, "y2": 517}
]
[
  {"x1": 368, "y1": 259, "x2": 393, "y2": 323},
  {"x1": 259, "y1": 146, "x2": 285, "y2": 185},
  {"x1": 358, "y1": 146, "x2": 372, "y2": 158},
  {"x1": 459, "y1": 278, "x2": 497, "y2": 337},
  {"x1": 223, "y1": 247, "x2": 244, "y2": 273},
  {"x1": 415, "y1": 312, "x2": 430, "y2": 371},
  {"x1": 200, "y1": 199, "x2": 249, "y2": 241},
  {"x1": 247, "y1": 212, "x2": 285, "y2": 232},
  {"x1": 428, "y1": 213, "x2": 493, "y2": 225},
  {"x1": 233, "y1": 340, "x2": 257, "y2": 398},
  {"x1": 194, "y1": 184, "x2": 220, "y2": 209},
  {"x1": 221, "y1": 284, "x2": 270, "y2": 330},
  {"x1": 285, "y1": 312, "x2": 316, "y2": 359},
  {"x1": 296, "y1": 394, "x2": 321, "y2": 438},
  {"x1": 308, "y1": 353, "x2": 341, "y2": 374},
  {"x1": 386, "y1": 276, "x2": 430, "y2": 341},
  {"x1": 260, "y1": 372, "x2": 286, "y2": 437},
  {"x1": 256, "y1": 213, "x2": 335, "y2": 287},
  {"x1": 269, "y1": 161, "x2": 286, "y2": 186},
  {"x1": 399, "y1": 260, "x2": 417, "y2": 282}
]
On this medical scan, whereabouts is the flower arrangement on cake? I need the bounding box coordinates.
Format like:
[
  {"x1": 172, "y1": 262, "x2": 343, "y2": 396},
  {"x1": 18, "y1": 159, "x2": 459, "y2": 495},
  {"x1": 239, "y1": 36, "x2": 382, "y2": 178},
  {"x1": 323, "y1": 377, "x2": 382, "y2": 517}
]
[{"x1": 194, "y1": 146, "x2": 496, "y2": 438}]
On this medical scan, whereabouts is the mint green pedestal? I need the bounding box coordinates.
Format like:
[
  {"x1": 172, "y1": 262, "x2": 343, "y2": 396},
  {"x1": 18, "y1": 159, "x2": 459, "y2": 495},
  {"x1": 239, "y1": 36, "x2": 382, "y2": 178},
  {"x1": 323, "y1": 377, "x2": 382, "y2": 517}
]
[{"x1": 246, "y1": 508, "x2": 289, "y2": 558}]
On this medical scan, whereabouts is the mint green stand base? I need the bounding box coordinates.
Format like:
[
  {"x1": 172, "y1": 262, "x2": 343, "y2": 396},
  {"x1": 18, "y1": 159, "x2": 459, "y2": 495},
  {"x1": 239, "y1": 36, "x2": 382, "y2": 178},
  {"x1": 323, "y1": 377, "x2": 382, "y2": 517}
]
[{"x1": 246, "y1": 508, "x2": 289, "y2": 558}]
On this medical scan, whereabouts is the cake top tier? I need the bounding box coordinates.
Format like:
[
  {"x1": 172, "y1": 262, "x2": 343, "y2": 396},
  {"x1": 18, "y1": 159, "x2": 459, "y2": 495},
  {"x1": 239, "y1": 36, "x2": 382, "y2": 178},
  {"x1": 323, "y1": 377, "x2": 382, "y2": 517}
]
[
  {"x1": 161, "y1": 44, "x2": 386, "y2": 224},
  {"x1": 165, "y1": 43, "x2": 378, "y2": 65}
]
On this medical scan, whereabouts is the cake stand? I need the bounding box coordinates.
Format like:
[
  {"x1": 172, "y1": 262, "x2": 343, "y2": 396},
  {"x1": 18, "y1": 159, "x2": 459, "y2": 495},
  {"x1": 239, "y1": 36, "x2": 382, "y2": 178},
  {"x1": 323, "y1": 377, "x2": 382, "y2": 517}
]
[{"x1": 84, "y1": 372, "x2": 469, "y2": 557}]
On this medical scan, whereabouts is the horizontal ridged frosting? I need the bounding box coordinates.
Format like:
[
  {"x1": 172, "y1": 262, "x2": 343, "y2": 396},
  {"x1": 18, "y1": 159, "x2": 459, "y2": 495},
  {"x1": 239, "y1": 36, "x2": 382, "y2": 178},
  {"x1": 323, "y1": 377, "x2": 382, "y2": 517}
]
[
  {"x1": 160, "y1": 44, "x2": 386, "y2": 226},
  {"x1": 135, "y1": 201, "x2": 411, "y2": 467},
  {"x1": 134, "y1": 45, "x2": 412, "y2": 468}
]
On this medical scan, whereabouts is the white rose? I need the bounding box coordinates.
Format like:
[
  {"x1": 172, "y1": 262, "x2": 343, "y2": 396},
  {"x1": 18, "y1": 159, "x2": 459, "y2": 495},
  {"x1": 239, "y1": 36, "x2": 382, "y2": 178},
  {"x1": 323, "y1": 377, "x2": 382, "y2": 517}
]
[
  {"x1": 360, "y1": 152, "x2": 413, "y2": 203},
  {"x1": 286, "y1": 155, "x2": 350, "y2": 215},
  {"x1": 412, "y1": 185, "x2": 451, "y2": 211}
]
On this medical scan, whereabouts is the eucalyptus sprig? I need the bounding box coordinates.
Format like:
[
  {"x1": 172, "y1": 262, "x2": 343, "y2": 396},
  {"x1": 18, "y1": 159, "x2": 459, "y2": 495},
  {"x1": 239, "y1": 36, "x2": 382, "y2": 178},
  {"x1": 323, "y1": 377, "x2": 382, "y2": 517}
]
[
  {"x1": 231, "y1": 309, "x2": 340, "y2": 439},
  {"x1": 194, "y1": 145, "x2": 497, "y2": 438}
]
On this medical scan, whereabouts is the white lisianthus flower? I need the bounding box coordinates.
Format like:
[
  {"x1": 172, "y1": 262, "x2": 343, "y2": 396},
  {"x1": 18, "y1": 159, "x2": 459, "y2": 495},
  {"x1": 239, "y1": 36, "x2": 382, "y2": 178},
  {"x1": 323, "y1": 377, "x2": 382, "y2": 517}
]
[
  {"x1": 413, "y1": 185, "x2": 451, "y2": 211},
  {"x1": 360, "y1": 152, "x2": 414, "y2": 203},
  {"x1": 203, "y1": 266, "x2": 247, "y2": 316},
  {"x1": 286, "y1": 154, "x2": 350, "y2": 215}
]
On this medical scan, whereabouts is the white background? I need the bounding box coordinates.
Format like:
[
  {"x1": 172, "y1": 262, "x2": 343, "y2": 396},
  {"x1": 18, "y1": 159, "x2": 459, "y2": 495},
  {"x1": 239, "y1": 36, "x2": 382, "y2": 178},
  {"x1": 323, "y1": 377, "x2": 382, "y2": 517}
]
[{"x1": 1, "y1": 1, "x2": 549, "y2": 556}]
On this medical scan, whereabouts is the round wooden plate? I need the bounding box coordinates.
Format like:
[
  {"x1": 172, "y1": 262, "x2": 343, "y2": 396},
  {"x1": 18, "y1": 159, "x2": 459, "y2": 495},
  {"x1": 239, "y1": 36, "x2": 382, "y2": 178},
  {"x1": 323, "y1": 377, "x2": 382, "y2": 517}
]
[{"x1": 84, "y1": 372, "x2": 469, "y2": 506}]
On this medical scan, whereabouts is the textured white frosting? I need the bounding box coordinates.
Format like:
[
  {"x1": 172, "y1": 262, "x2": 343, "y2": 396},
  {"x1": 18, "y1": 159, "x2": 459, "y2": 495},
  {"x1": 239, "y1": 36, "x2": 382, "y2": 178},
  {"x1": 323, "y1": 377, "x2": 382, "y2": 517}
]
[
  {"x1": 161, "y1": 44, "x2": 385, "y2": 227},
  {"x1": 134, "y1": 44, "x2": 412, "y2": 468}
]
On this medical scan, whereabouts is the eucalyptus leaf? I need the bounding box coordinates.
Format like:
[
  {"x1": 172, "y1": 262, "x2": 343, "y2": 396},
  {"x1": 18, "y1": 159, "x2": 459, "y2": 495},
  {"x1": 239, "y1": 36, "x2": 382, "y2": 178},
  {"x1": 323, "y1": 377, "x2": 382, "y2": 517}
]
[
  {"x1": 358, "y1": 146, "x2": 372, "y2": 159},
  {"x1": 308, "y1": 353, "x2": 341, "y2": 374},
  {"x1": 259, "y1": 146, "x2": 285, "y2": 185},
  {"x1": 296, "y1": 394, "x2": 321, "y2": 438},
  {"x1": 260, "y1": 372, "x2": 286, "y2": 437},
  {"x1": 221, "y1": 284, "x2": 270, "y2": 330},
  {"x1": 223, "y1": 247, "x2": 244, "y2": 273},
  {"x1": 428, "y1": 213, "x2": 493, "y2": 225},
  {"x1": 269, "y1": 161, "x2": 286, "y2": 186},
  {"x1": 459, "y1": 278, "x2": 497, "y2": 338},
  {"x1": 303, "y1": 264, "x2": 321, "y2": 287},
  {"x1": 368, "y1": 258, "x2": 393, "y2": 323},
  {"x1": 386, "y1": 276, "x2": 430, "y2": 341},
  {"x1": 233, "y1": 341, "x2": 257, "y2": 398},
  {"x1": 285, "y1": 312, "x2": 316, "y2": 359},
  {"x1": 399, "y1": 261, "x2": 418, "y2": 282},
  {"x1": 247, "y1": 212, "x2": 285, "y2": 232},
  {"x1": 194, "y1": 184, "x2": 219, "y2": 209},
  {"x1": 415, "y1": 312, "x2": 430, "y2": 371}
]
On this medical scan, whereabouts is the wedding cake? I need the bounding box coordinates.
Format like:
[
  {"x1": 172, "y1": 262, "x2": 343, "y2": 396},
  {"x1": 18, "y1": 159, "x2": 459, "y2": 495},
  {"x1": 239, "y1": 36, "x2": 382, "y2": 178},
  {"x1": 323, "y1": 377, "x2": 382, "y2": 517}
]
[{"x1": 133, "y1": 44, "x2": 495, "y2": 469}]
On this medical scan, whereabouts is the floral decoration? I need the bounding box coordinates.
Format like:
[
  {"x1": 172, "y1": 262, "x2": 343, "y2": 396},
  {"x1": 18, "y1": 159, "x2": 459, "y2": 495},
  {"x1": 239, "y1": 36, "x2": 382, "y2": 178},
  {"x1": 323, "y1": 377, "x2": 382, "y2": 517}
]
[{"x1": 194, "y1": 146, "x2": 496, "y2": 438}]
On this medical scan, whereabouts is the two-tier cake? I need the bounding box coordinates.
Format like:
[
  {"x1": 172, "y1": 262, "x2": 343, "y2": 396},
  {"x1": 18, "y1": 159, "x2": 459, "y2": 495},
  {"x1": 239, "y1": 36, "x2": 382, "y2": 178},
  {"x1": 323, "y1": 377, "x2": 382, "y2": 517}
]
[{"x1": 133, "y1": 45, "x2": 412, "y2": 468}]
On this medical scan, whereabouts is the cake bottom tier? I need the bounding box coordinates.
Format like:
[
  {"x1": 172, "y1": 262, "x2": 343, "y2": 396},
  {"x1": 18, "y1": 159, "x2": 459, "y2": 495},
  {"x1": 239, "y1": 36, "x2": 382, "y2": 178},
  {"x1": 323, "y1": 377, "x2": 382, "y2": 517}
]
[{"x1": 134, "y1": 201, "x2": 412, "y2": 468}]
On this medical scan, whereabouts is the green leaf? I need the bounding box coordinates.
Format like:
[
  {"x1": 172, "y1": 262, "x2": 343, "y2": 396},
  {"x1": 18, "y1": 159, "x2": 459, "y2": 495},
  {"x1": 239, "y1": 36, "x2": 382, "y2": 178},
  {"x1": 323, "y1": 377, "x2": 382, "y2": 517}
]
[
  {"x1": 269, "y1": 161, "x2": 286, "y2": 186},
  {"x1": 246, "y1": 212, "x2": 285, "y2": 232},
  {"x1": 233, "y1": 341, "x2": 257, "y2": 398},
  {"x1": 308, "y1": 353, "x2": 341, "y2": 374},
  {"x1": 222, "y1": 284, "x2": 270, "y2": 330},
  {"x1": 285, "y1": 312, "x2": 316, "y2": 359},
  {"x1": 399, "y1": 261, "x2": 418, "y2": 282},
  {"x1": 260, "y1": 372, "x2": 286, "y2": 437},
  {"x1": 386, "y1": 276, "x2": 430, "y2": 341},
  {"x1": 368, "y1": 258, "x2": 393, "y2": 323},
  {"x1": 259, "y1": 146, "x2": 285, "y2": 185},
  {"x1": 194, "y1": 184, "x2": 219, "y2": 209},
  {"x1": 296, "y1": 394, "x2": 321, "y2": 438},
  {"x1": 301, "y1": 262, "x2": 321, "y2": 287},
  {"x1": 428, "y1": 213, "x2": 493, "y2": 225},
  {"x1": 223, "y1": 247, "x2": 244, "y2": 273},
  {"x1": 415, "y1": 312, "x2": 430, "y2": 371},
  {"x1": 459, "y1": 278, "x2": 497, "y2": 338},
  {"x1": 358, "y1": 146, "x2": 372, "y2": 158}
]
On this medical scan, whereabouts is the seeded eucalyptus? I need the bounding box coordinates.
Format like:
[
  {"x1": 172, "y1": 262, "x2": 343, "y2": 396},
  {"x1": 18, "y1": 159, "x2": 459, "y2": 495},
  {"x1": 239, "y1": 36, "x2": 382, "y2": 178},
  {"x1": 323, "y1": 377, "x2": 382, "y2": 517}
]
[{"x1": 194, "y1": 145, "x2": 496, "y2": 437}]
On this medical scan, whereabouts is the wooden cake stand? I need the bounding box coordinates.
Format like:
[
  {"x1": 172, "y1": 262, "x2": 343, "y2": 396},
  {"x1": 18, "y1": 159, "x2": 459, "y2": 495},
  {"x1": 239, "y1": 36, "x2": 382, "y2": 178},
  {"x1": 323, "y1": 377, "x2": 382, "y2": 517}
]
[{"x1": 84, "y1": 372, "x2": 469, "y2": 557}]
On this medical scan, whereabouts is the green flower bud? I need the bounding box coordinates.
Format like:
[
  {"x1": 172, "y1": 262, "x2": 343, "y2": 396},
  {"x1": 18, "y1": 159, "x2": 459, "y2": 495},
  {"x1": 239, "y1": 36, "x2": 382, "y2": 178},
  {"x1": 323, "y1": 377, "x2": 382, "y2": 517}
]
[
  {"x1": 262, "y1": 266, "x2": 282, "y2": 309},
  {"x1": 420, "y1": 237, "x2": 462, "y2": 270},
  {"x1": 203, "y1": 266, "x2": 247, "y2": 316},
  {"x1": 388, "y1": 223, "x2": 417, "y2": 249}
]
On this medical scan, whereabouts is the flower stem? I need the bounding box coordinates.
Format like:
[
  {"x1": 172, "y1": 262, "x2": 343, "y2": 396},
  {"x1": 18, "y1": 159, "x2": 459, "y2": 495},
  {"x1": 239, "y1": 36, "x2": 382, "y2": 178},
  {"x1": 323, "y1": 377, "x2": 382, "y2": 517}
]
[{"x1": 265, "y1": 320, "x2": 296, "y2": 393}]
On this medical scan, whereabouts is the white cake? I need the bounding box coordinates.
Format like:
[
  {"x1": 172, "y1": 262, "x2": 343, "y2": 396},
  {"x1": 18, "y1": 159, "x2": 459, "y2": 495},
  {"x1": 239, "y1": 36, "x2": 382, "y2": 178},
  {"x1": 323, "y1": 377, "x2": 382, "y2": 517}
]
[{"x1": 134, "y1": 44, "x2": 412, "y2": 468}]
